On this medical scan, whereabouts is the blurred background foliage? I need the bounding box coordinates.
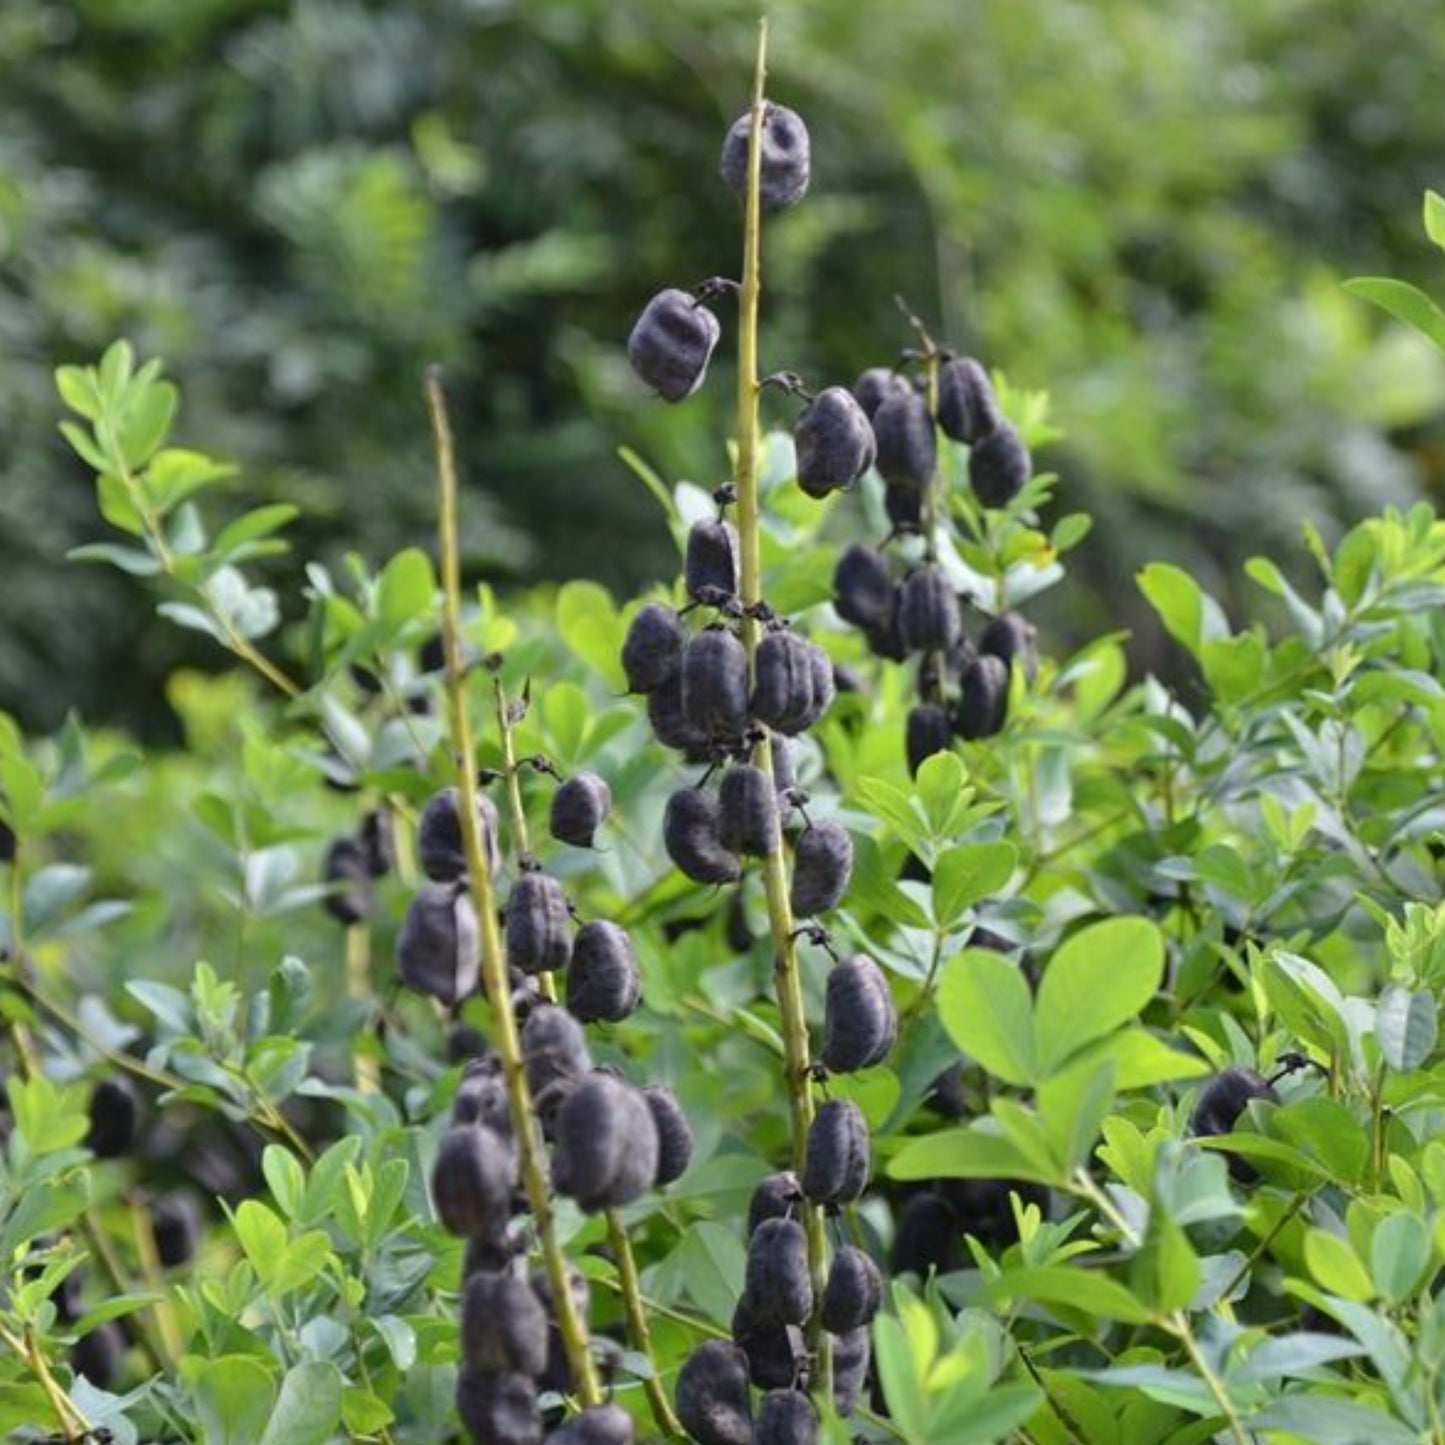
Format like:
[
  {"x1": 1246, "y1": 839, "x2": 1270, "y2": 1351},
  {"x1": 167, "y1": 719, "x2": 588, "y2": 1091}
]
[{"x1": 4, "y1": 0, "x2": 1445, "y2": 736}]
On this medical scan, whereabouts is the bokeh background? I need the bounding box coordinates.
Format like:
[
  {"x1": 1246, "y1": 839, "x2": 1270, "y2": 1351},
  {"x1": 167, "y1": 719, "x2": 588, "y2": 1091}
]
[{"x1": 4, "y1": 0, "x2": 1445, "y2": 738}]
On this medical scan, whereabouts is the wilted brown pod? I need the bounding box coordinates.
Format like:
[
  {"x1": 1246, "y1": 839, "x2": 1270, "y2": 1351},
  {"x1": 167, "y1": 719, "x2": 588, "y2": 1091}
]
[
  {"x1": 718, "y1": 764, "x2": 780, "y2": 857},
  {"x1": 821, "y1": 955, "x2": 897, "y2": 1073},
  {"x1": 937, "y1": 356, "x2": 1001, "y2": 444},
  {"x1": 455, "y1": 1369, "x2": 542, "y2": 1445},
  {"x1": 685, "y1": 518, "x2": 741, "y2": 605},
  {"x1": 897, "y1": 569, "x2": 962, "y2": 655},
  {"x1": 682, "y1": 628, "x2": 750, "y2": 738},
  {"x1": 628, "y1": 289, "x2": 721, "y2": 403},
  {"x1": 431, "y1": 1124, "x2": 515, "y2": 1240},
  {"x1": 873, "y1": 389, "x2": 936, "y2": 492},
  {"x1": 744, "y1": 1217, "x2": 813, "y2": 1325},
  {"x1": 642, "y1": 1084, "x2": 694, "y2": 1186},
  {"x1": 906, "y1": 703, "x2": 953, "y2": 778},
  {"x1": 622, "y1": 601, "x2": 686, "y2": 694},
  {"x1": 978, "y1": 611, "x2": 1038, "y2": 682},
  {"x1": 505, "y1": 873, "x2": 573, "y2": 975},
  {"x1": 418, "y1": 786, "x2": 501, "y2": 883},
  {"x1": 969, "y1": 421, "x2": 1031, "y2": 508},
  {"x1": 789, "y1": 820, "x2": 853, "y2": 917},
  {"x1": 852, "y1": 366, "x2": 912, "y2": 421},
  {"x1": 953, "y1": 653, "x2": 1010, "y2": 740},
  {"x1": 664, "y1": 787, "x2": 742, "y2": 886},
  {"x1": 801, "y1": 1098, "x2": 870, "y2": 1206},
  {"x1": 461, "y1": 1271, "x2": 549, "y2": 1376},
  {"x1": 820, "y1": 1245, "x2": 883, "y2": 1333},
  {"x1": 833, "y1": 544, "x2": 896, "y2": 633},
  {"x1": 676, "y1": 1340, "x2": 755, "y2": 1445},
  {"x1": 397, "y1": 885, "x2": 481, "y2": 1004},
  {"x1": 794, "y1": 386, "x2": 876, "y2": 498},
  {"x1": 719, "y1": 102, "x2": 811, "y2": 211},
  {"x1": 549, "y1": 773, "x2": 612, "y2": 849},
  {"x1": 756, "y1": 1390, "x2": 819, "y2": 1445},
  {"x1": 552, "y1": 1072, "x2": 659, "y2": 1213},
  {"x1": 566, "y1": 921, "x2": 642, "y2": 1024}
]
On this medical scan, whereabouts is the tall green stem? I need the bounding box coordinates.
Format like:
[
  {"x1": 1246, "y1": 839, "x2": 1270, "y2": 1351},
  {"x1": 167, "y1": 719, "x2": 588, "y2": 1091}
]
[
  {"x1": 426, "y1": 368, "x2": 601, "y2": 1408},
  {"x1": 606, "y1": 1211, "x2": 684, "y2": 1437}
]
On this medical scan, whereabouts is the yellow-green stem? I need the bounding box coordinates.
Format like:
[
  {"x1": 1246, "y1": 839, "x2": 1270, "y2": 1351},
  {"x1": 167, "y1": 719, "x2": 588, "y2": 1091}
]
[
  {"x1": 345, "y1": 924, "x2": 381, "y2": 1093},
  {"x1": 129, "y1": 1202, "x2": 184, "y2": 1366},
  {"x1": 0, "y1": 1320, "x2": 89, "y2": 1440},
  {"x1": 606, "y1": 1210, "x2": 683, "y2": 1437},
  {"x1": 426, "y1": 367, "x2": 601, "y2": 1408}
]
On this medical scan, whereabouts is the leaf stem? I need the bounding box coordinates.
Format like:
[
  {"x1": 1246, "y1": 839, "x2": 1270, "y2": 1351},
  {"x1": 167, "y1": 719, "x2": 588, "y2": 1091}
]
[{"x1": 605, "y1": 1210, "x2": 683, "y2": 1437}]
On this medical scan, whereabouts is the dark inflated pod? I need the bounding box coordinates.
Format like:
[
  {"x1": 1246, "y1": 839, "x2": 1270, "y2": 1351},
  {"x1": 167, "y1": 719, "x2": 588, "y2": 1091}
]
[
  {"x1": 821, "y1": 956, "x2": 897, "y2": 1073},
  {"x1": 682, "y1": 629, "x2": 750, "y2": 738},
  {"x1": 832, "y1": 1326, "x2": 871, "y2": 1415},
  {"x1": 890, "y1": 1191, "x2": 963, "y2": 1278},
  {"x1": 663, "y1": 787, "x2": 742, "y2": 886},
  {"x1": 677, "y1": 1339, "x2": 755, "y2": 1445},
  {"x1": 807, "y1": 642, "x2": 836, "y2": 724},
  {"x1": 71, "y1": 1321, "x2": 125, "y2": 1389},
  {"x1": 359, "y1": 807, "x2": 395, "y2": 878},
  {"x1": 151, "y1": 1193, "x2": 201, "y2": 1268},
  {"x1": 552, "y1": 1073, "x2": 659, "y2": 1213},
  {"x1": 398, "y1": 885, "x2": 481, "y2": 1003},
  {"x1": 978, "y1": 611, "x2": 1038, "y2": 682},
  {"x1": 686, "y1": 518, "x2": 741, "y2": 605},
  {"x1": 418, "y1": 786, "x2": 501, "y2": 883},
  {"x1": 1192, "y1": 1067, "x2": 1279, "y2": 1183},
  {"x1": 449, "y1": 1023, "x2": 489, "y2": 1062},
  {"x1": 549, "y1": 773, "x2": 612, "y2": 849},
  {"x1": 794, "y1": 387, "x2": 875, "y2": 498},
  {"x1": 566, "y1": 921, "x2": 642, "y2": 1024},
  {"x1": 865, "y1": 608, "x2": 909, "y2": 661},
  {"x1": 953, "y1": 654, "x2": 1010, "y2": 741},
  {"x1": 873, "y1": 390, "x2": 936, "y2": 492},
  {"x1": 86, "y1": 1076, "x2": 138, "y2": 1159},
  {"x1": 969, "y1": 421, "x2": 1031, "y2": 508},
  {"x1": 755, "y1": 1389, "x2": 818, "y2": 1445},
  {"x1": 595, "y1": 1082, "x2": 662, "y2": 1209},
  {"x1": 936, "y1": 356, "x2": 1001, "y2": 444},
  {"x1": 531, "y1": 1262, "x2": 592, "y2": 1397},
  {"x1": 801, "y1": 1098, "x2": 870, "y2": 1206},
  {"x1": 431, "y1": 1124, "x2": 515, "y2": 1240},
  {"x1": 456, "y1": 1369, "x2": 543, "y2": 1445},
  {"x1": 462, "y1": 1271, "x2": 550, "y2": 1376},
  {"x1": 321, "y1": 835, "x2": 373, "y2": 925},
  {"x1": 820, "y1": 1246, "x2": 883, "y2": 1333},
  {"x1": 720, "y1": 102, "x2": 810, "y2": 211},
  {"x1": 748, "y1": 1171, "x2": 802, "y2": 1237},
  {"x1": 522, "y1": 1004, "x2": 593, "y2": 1103},
  {"x1": 789, "y1": 821, "x2": 853, "y2": 917},
  {"x1": 643, "y1": 1084, "x2": 694, "y2": 1187},
  {"x1": 545, "y1": 1403, "x2": 636, "y2": 1445},
  {"x1": 928, "y1": 1063, "x2": 969, "y2": 1119},
  {"x1": 622, "y1": 602, "x2": 686, "y2": 694},
  {"x1": 628, "y1": 289, "x2": 722, "y2": 403},
  {"x1": 647, "y1": 674, "x2": 713, "y2": 757},
  {"x1": 726, "y1": 891, "x2": 756, "y2": 954},
  {"x1": 453, "y1": 1059, "x2": 513, "y2": 1135},
  {"x1": 464, "y1": 1233, "x2": 519, "y2": 1282},
  {"x1": 751, "y1": 630, "x2": 812, "y2": 735},
  {"x1": 719, "y1": 764, "x2": 780, "y2": 857},
  {"x1": 897, "y1": 570, "x2": 962, "y2": 655},
  {"x1": 745, "y1": 1217, "x2": 812, "y2": 1325},
  {"x1": 506, "y1": 873, "x2": 573, "y2": 976},
  {"x1": 906, "y1": 703, "x2": 953, "y2": 778},
  {"x1": 731, "y1": 1293, "x2": 804, "y2": 1391},
  {"x1": 770, "y1": 734, "x2": 798, "y2": 800},
  {"x1": 938, "y1": 1177, "x2": 1048, "y2": 1250},
  {"x1": 833, "y1": 544, "x2": 895, "y2": 633},
  {"x1": 853, "y1": 366, "x2": 911, "y2": 421},
  {"x1": 883, "y1": 479, "x2": 923, "y2": 533}
]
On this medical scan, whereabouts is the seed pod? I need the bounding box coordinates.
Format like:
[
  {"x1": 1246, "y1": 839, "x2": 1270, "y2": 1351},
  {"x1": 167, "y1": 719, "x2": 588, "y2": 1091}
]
[
  {"x1": 462, "y1": 1271, "x2": 549, "y2": 1377},
  {"x1": 748, "y1": 1171, "x2": 802, "y2": 1236},
  {"x1": 453, "y1": 1059, "x2": 513, "y2": 1135},
  {"x1": 553, "y1": 1073, "x2": 659, "y2": 1212},
  {"x1": 789, "y1": 821, "x2": 853, "y2": 917},
  {"x1": 890, "y1": 1191, "x2": 963, "y2": 1278},
  {"x1": 808, "y1": 644, "x2": 836, "y2": 722},
  {"x1": 1193, "y1": 1067, "x2": 1278, "y2": 1183},
  {"x1": 681, "y1": 628, "x2": 750, "y2": 738},
  {"x1": 719, "y1": 764, "x2": 780, "y2": 857},
  {"x1": 794, "y1": 387, "x2": 876, "y2": 498},
  {"x1": 953, "y1": 654, "x2": 1010, "y2": 741},
  {"x1": 677, "y1": 1340, "x2": 756, "y2": 1445},
  {"x1": 358, "y1": 808, "x2": 395, "y2": 878},
  {"x1": 456, "y1": 1369, "x2": 543, "y2": 1445},
  {"x1": 936, "y1": 357, "x2": 1001, "y2": 444},
  {"x1": 549, "y1": 773, "x2": 612, "y2": 849},
  {"x1": 398, "y1": 885, "x2": 481, "y2": 1004},
  {"x1": 506, "y1": 873, "x2": 573, "y2": 976},
  {"x1": 86, "y1": 1077, "x2": 138, "y2": 1159},
  {"x1": 801, "y1": 1098, "x2": 870, "y2": 1206},
  {"x1": 938, "y1": 1177, "x2": 1047, "y2": 1250},
  {"x1": 432, "y1": 1124, "x2": 515, "y2": 1240},
  {"x1": 647, "y1": 673, "x2": 713, "y2": 757},
  {"x1": 71, "y1": 1321, "x2": 125, "y2": 1389},
  {"x1": 732, "y1": 1294, "x2": 804, "y2": 1390},
  {"x1": 756, "y1": 1390, "x2": 819, "y2": 1445},
  {"x1": 831, "y1": 1326, "x2": 871, "y2": 1415},
  {"x1": 642, "y1": 1084, "x2": 694, "y2": 1187},
  {"x1": 663, "y1": 787, "x2": 742, "y2": 886},
  {"x1": 969, "y1": 421, "x2": 1031, "y2": 508},
  {"x1": 546, "y1": 1403, "x2": 636, "y2": 1445},
  {"x1": 873, "y1": 389, "x2": 936, "y2": 492},
  {"x1": 622, "y1": 602, "x2": 686, "y2": 694},
  {"x1": 686, "y1": 518, "x2": 741, "y2": 605},
  {"x1": 751, "y1": 630, "x2": 832, "y2": 735},
  {"x1": 745, "y1": 1217, "x2": 812, "y2": 1325},
  {"x1": 566, "y1": 921, "x2": 642, "y2": 1024},
  {"x1": 897, "y1": 570, "x2": 962, "y2": 655},
  {"x1": 770, "y1": 734, "x2": 798, "y2": 799},
  {"x1": 865, "y1": 608, "x2": 909, "y2": 661},
  {"x1": 978, "y1": 611, "x2": 1038, "y2": 682},
  {"x1": 820, "y1": 1246, "x2": 882, "y2": 1334},
  {"x1": 628, "y1": 289, "x2": 721, "y2": 403},
  {"x1": 821, "y1": 956, "x2": 897, "y2": 1073},
  {"x1": 833, "y1": 545, "x2": 895, "y2": 633},
  {"x1": 720, "y1": 102, "x2": 811, "y2": 211},
  {"x1": 853, "y1": 366, "x2": 911, "y2": 421},
  {"x1": 464, "y1": 1233, "x2": 519, "y2": 1282},
  {"x1": 418, "y1": 786, "x2": 501, "y2": 883},
  {"x1": 530, "y1": 1261, "x2": 592, "y2": 1395},
  {"x1": 883, "y1": 480, "x2": 923, "y2": 533},
  {"x1": 906, "y1": 703, "x2": 953, "y2": 778},
  {"x1": 149, "y1": 1193, "x2": 200, "y2": 1268},
  {"x1": 522, "y1": 1005, "x2": 592, "y2": 1100},
  {"x1": 321, "y1": 835, "x2": 373, "y2": 925}
]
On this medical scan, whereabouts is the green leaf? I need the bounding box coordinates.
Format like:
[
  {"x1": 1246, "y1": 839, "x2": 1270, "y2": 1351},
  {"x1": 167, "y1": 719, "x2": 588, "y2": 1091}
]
[
  {"x1": 1376, "y1": 985, "x2": 1437, "y2": 1071},
  {"x1": 932, "y1": 842, "x2": 1017, "y2": 929},
  {"x1": 915, "y1": 750, "x2": 968, "y2": 837},
  {"x1": 1304, "y1": 1229, "x2": 1374, "y2": 1302},
  {"x1": 927, "y1": 1382, "x2": 1042, "y2": 1445},
  {"x1": 889, "y1": 1126, "x2": 1058, "y2": 1187},
  {"x1": 213, "y1": 505, "x2": 301, "y2": 561},
  {"x1": 1425, "y1": 190, "x2": 1445, "y2": 252},
  {"x1": 67, "y1": 542, "x2": 162, "y2": 576},
  {"x1": 1370, "y1": 1211, "x2": 1430, "y2": 1303},
  {"x1": 937, "y1": 946, "x2": 1036, "y2": 1086},
  {"x1": 258, "y1": 1363, "x2": 344, "y2": 1445},
  {"x1": 558, "y1": 581, "x2": 624, "y2": 690},
  {"x1": 874, "y1": 1314, "x2": 929, "y2": 1445},
  {"x1": 263, "y1": 1146, "x2": 306, "y2": 1218},
  {"x1": 119, "y1": 378, "x2": 177, "y2": 467},
  {"x1": 990, "y1": 1265, "x2": 1150, "y2": 1324},
  {"x1": 186, "y1": 1355, "x2": 277, "y2": 1445},
  {"x1": 1344, "y1": 277, "x2": 1445, "y2": 354},
  {"x1": 1038, "y1": 1058, "x2": 1116, "y2": 1172},
  {"x1": 1248, "y1": 1396, "x2": 1421, "y2": 1445},
  {"x1": 1137, "y1": 563, "x2": 1227, "y2": 654},
  {"x1": 376, "y1": 547, "x2": 436, "y2": 632},
  {"x1": 1131, "y1": 1198, "x2": 1201, "y2": 1315}
]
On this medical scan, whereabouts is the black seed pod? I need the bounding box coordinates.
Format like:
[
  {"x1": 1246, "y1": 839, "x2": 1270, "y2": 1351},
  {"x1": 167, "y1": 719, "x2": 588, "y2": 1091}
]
[
  {"x1": 883, "y1": 480, "x2": 923, "y2": 533},
  {"x1": 686, "y1": 518, "x2": 741, "y2": 605},
  {"x1": 756, "y1": 1390, "x2": 819, "y2": 1445},
  {"x1": 431, "y1": 1124, "x2": 515, "y2": 1239},
  {"x1": 321, "y1": 835, "x2": 373, "y2": 925},
  {"x1": 873, "y1": 390, "x2": 936, "y2": 492},
  {"x1": 550, "y1": 773, "x2": 612, "y2": 849},
  {"x1": 937, "y1": 357, "x2": 1001, "y2": 444},
  {"x1": 745, "y1": 1217, "x2": 812, "y2": 1325},
  {"x1": 1193, "y1": 1067, "x2": 1278, "y2": 1183},
  {"x1": 789, "y1": 821, "x2": 853, "y2": 917},
  {"x1": 71, "y1": 1321, "x2": 125, "y2": 1389},
  {"x1": 546, "y1": 1403, "x2": 636, "y2": 1445},
  {"x1": 801, "y1": 1098, "x2": 870, "y2": 1206},
  {"x1": 719, "y1": 765, "x2": 780, "y2": 857},
  {"x1": 663, "y1": 787, "x2": 742, "y2": 886},
  {"x1": 464, "y1": 1233, "x2": 519, "y2": 1282},
  {"x1": 398, "y1": 885, "x2": 481, "y2": 1004},
  {"x1": 794, "y1": 387, "x2": 876, "y2": 498},
  {"x1": 456, "y1": 1369, "x2": 543, "y2": 1445},
  {"x1": 628, "y1": 289, "x2": 722, "y2": 403},
  {"x1": 462, "y1": 1271, "x2": 549, "y2": 1377},
  {"x1": 751, "y1": 630, "x2": 831, "y2": 735},
  {"x1": 566, "y1": 921, "x2": 642, "y2": 1024},
  {"x1": 720, "y1": 103, "x2": 811, "y2": 211},
  {"x1": 454, "y1": 1060, "x2": 513, "y2": 1135},
  {"x1": 853, "y1": 366, "x2": 911, "y2": 421},
  {"x1": 897, "y1": 570, "x2": 962, "y2": 655},
  {"x1": 647, "y1": 674, "x2": 713, "y2": 758},
  {"x1": 530, "y1": 1261, "x2": 592, "y2": 1395},
  {"x1": 732, "y1": 1294, "x2": 803, "y2": 1390},
  {"x1": 677, "y1": 1340, "x2": 756, "y2": 1445},
  {"x1": 643, "y1": 1084, "x2": 694, "y2": 1187},
  {"x1": 151, "y1": 1194, "x2": 201, "y2": 1268},
  {"x1": 865, "y1": 608, "x2": 909, "y2": 661},
  {"x1": 86, "y1": 1077, "x2": 138, "y2": 1159},
  {"x1": 622, "y1": 602, "x2": 686, "y2": 694},
  {"x1": 506, "y1": 873, "x2": 573, "y2": 976},
  {"x1": 833, "y1": 545, "x2": 895, "y2": 633},
  {"x1": 359, "y1": 808, "x2": 395, "y2": 878},
  {"x1": 522, "y1": 1005, "x2": 592, "y2": 1101},
  {"x1": 821, "y1": 956, "x2": 897, "y2": 1073},
  {"x1": 978, "y1": 611, "x2": 1038, "y2": 682},
  {"x1": 938, "y1": 1177, "x2": 1046, "y2": 1249},
  {"x1": 682, "y1": 628, "x2": 750, "y2": 738},
  {"x1": 906, "y1": 704, "x2": 953, "y2": 778},
  {"x1": 553, "y1": 1073, "x2": 659, "y2": 1212},
  {"x1": 770, "y1": 735, "x2": 798, "y2": 799},
  {"x1": 953, "y1": 654, "x2": 1010, "y2": 741},
  {"x1": 969, "y1": 422, "x2": 1031, "y2": 508},
  {"x1": 808, "y1": 643, "x2": 836, "y2": 722},
  {"x1": 748, "y1": 1172, "x2": 802, "y2": 1237},
  {"x1": 820, "y1": 1246, "x2": 882, "y2": 1333},
  {"x1": 418, "y1": 787, "x2": 500, "y2": 883},
  {"x1": 0, "y1": 817, "x2": 14, "y2": 864},
  {"x1": 831, "y1": 1327, "x2": 871, "y2": 1415},
  {"x1": 890, "y1": 1191, "x2": 963, "y2": 1278}
]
